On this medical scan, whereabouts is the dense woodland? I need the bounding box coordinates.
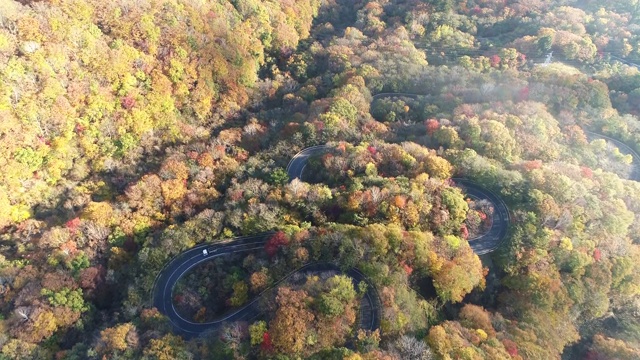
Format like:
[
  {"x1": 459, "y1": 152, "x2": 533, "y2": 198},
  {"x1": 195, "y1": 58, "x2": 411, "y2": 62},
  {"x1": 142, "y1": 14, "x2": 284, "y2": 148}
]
[{"x1": 2, "y1": 0, "x2": 640, "y2": 359}]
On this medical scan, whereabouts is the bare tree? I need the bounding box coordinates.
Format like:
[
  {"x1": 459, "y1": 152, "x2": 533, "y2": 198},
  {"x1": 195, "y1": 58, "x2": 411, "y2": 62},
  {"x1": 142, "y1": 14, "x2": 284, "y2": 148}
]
[
  {"x1": 388, "y1": 335, "x2": 434, "y2": 360},
  {"x1": 15, "y1": 307, "x2": 31, "y2": 322},
  {"x1": 554, "y1": 209, "x2": 573, "y2": 231},
  {"x1": 219, "y1": 322, "x2": 247, "y2": 350},
  {"x1": 243, "y1": 119, "x2": 263, "y2": 136},
  {"x1": 480, "y1": 83, "x2": 496, "y2": 98},
  {"x1": 287, "y1": 178, "x2": 309, "y2": 198},
  {"x1": 369, "y1": 186, "x2": 383, "y2": 204},
  {"x1": 83, "y1": 221, "x2": 111, "y2": 242}
]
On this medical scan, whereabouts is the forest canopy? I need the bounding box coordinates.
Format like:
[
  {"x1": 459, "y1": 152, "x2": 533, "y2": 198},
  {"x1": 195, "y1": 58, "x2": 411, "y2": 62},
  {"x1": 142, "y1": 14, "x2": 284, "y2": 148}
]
[{"x1": 2, "y1": 0, "x2": 640, "y2": 359}]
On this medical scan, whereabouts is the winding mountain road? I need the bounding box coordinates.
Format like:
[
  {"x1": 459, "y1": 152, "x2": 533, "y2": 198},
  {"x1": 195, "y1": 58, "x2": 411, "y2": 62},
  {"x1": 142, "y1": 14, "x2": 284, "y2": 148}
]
[
  {"x1": 452, "y1": 179, "x2": 510, "y2": 255},
  {"x1": 151, "y1": 234, "x2": 272, "y2": 336},
  {"x1": 286, "y1": 145, "x2": 331, "y2": 181},
  {"x1": 152, "y1": 147, "x2": 381, "y2": 337},
  {"x1": 152, "y1": 102, "x2": 524, "y2": 336},
  {"x1": 371, "y1": 92, "x2": 512, "y2": 255}
]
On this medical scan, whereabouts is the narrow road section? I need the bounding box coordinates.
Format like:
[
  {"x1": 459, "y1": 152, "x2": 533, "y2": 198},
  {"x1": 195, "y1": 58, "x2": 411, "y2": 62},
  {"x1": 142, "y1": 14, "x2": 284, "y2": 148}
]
[
  {"x1": 152, "y1": 146, "x2": 381, "y2": 337},
  {"x1": 151, "y1": 234, "x2": 272, "y2": 336},
  {"x1": 452, "y1": 179, "x2": 510, "y2": 255},
  {"x1": 286, "y1": 145, "x2": 330, "y2": 181}
]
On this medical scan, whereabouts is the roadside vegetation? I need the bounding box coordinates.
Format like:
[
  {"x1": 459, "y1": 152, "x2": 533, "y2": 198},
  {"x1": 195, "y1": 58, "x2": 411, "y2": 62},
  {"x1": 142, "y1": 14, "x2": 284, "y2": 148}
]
[{"x1": 2, "y1": 0, "x2": 640, "y2": 359}]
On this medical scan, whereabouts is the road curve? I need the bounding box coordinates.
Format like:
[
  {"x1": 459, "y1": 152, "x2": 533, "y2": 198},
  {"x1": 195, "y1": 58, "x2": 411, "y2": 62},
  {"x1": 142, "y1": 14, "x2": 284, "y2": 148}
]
[
  {"x1": 152, "y1": 235, "x2": 381, "y2": 336},
  {"x1": 371, "y1": 92, "x2": 422, "y2": 102},
  {"x1": 151, "y1": 233, "x2": 272, "y2": 336},
  {"x1": 370, "y1": 92, "x2": 511, "y2": 254},
  {"x1": 153, "y1": 145, "x2": 382, "y2": 337},
  {"x1": 452, "y1": 178, "x2": 511, "y2": 255},
  {"x1": 153, "y1": 138, "x2": 512, "y2": 336},
  {"x1": 286, "y1": 145, "x2": 331, "y2": 181}
]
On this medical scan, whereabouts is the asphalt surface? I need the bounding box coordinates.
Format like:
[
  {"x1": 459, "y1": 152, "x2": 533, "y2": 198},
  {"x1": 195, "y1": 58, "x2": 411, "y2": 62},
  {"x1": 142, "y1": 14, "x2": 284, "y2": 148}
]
[
  {"x1": 152, "y1": 145, "x2": 381, "y2": 337},
  {"x1": 371, "y1": 92, "x2": 421, "y2": 102},
  {"x1": 347, "y1": 267, "x2": 381, "y2": 332},
  {"x1": 610, "y1": 55, "x2": 640, "y2": 70},
  {"x1": 151, "y1": 233, "x2": 273, "y2": 336},
  {"x1": 370, "y1": 92, "x2": 511, "y2": 255},
  {"x1": 286, "y1": 145, "x2": 331, "y2": 181},
  {"x1": 452, "y1": 179, "x2": 510, "y2": 255},
  {"x1": 152, "y1": 143, "x2": 513, "y2": 337}
]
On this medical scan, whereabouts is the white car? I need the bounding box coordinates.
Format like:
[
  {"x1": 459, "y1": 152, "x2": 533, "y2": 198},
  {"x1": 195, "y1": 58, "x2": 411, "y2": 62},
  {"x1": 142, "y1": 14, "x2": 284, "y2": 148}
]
[{"x1": 202, "y1": 249, "x2": 208, "y2": 256}]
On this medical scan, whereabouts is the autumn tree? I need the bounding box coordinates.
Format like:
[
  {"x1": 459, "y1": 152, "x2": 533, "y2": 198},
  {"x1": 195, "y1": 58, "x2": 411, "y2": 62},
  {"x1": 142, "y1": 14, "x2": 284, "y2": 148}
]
[
  {"x1": 269, "y1": 287, "x2": 314, "y2": 355},
  {"x1": 586, "y1": 334, "x2": 640, "y2": 360},
  {"x1": 142, "y1": 334, "x2": 192, "y2": 360},
  {"x1": 97, "y1": 323, "x2": 138, "y2": 355},
  {"x1": 265, "y1": 231, "x2": 289, "y2": 257}
]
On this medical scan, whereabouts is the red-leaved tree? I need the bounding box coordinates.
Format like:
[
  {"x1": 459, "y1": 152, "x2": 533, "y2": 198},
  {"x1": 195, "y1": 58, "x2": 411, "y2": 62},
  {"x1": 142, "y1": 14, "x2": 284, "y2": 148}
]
[
  {"x1": 261, "y1": 332, "x2": 273, "y2": 352},
  {"x1": 265, "y1": 231, "x2": 289, "y2": 257},
  {"x1": 502, "y1": 339, "x2": 518, "y2": 357},
  {"x1": 490, "y1": 54, "x2": 501, "y2": 68},
  {"x1": 426, "y1": 119, "x2": 439, "y2": 136}
]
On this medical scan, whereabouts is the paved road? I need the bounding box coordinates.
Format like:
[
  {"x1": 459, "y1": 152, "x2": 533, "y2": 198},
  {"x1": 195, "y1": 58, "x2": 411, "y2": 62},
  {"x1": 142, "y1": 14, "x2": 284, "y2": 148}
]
[
  {"x1": 370, "y1": 93, "x2": 511, "y2": 255},
  {"x1": 371, "y1": 92, "x2": 421, "y2": 102},
  {"x1": 452, "y1": 179, "x2": 510, "y2": 255},
  {"x1": 153, "y1": 143, "x2": 511, "y2": 336},
  {"x1": 347, "y1": 267, "x2": 381, "y2": 332},
  {"x1": 286, "y1": 145, "x2": 331, "y2": 181},
  {"x1": 584, "y1": 130, "x2": 640, "y2": 181},
  {"x1": 152, "y1": 235, "x2": 380, "y2": 337},
  {"x1": 151, "y1": 233, "x2": 273, "y2": 336},
  {"x1": 151, "y1": 152, "x2": 382, "y2": 337},
  {"x1": 610, "y1": 55, "x2": 640, "y2": 70}
]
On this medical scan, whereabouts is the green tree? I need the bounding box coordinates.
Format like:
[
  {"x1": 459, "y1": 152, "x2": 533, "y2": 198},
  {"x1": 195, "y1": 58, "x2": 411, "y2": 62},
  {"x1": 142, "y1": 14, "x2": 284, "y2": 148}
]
[
  {"x1": 40, "y1": 288, "x2": 88, "y2": 312},
  {"x1": 229, "y1": 281, "x2": 249, "y2": 307},
  {"x1": 249, "y1": 321, "x2": 268, "y2": 346},
  {"x1": 269, "y1": 168, "x2": 290, "y2": 186}
]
